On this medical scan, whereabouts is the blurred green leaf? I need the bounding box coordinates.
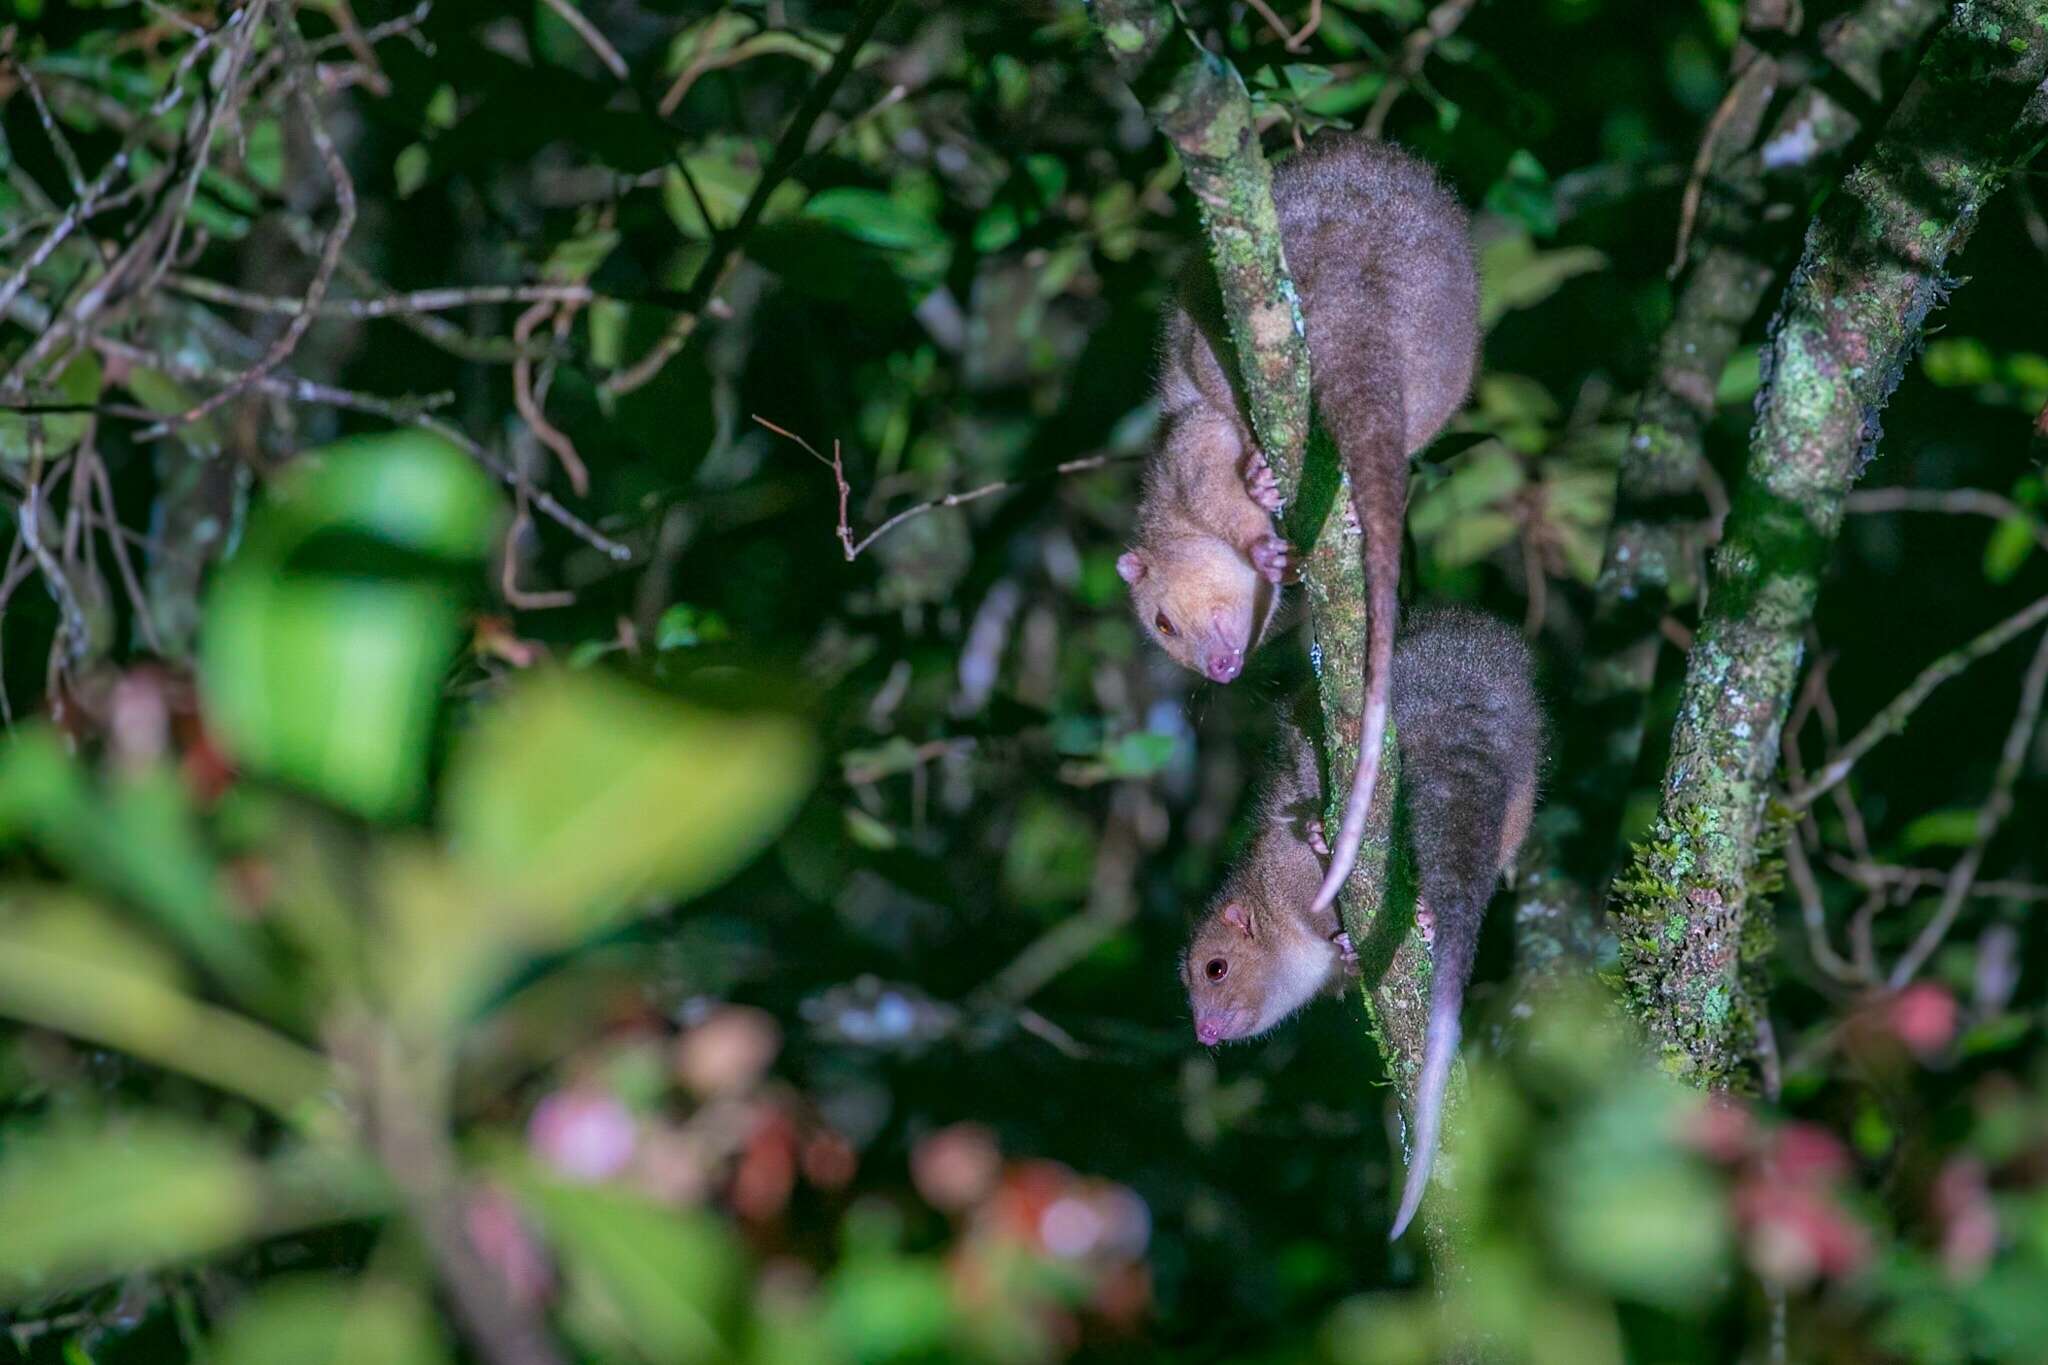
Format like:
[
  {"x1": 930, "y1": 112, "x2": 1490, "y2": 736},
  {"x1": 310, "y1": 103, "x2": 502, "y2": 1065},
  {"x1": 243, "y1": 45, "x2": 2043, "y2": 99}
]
[
  {"x1": 1983, "y1": 513, "x2": 2038, "y2": 583},
  {"x1": 822, "y1": 1258, "x2": 957, "y2": 1364},
  {"x1": 1478, "y1": 231, "x2": 1605, "y2": 328},
  {"x1": 803, "y1": 188, "x2": 952, "y2": 288},
  {"x1": 516, "y1": 1176, "x2": 740, "y2": 1364},
  {"x1": 201, "y1": 433, "x2": 499, "y2": 819},
  {"x1": 0, "y1": 1122, "x2": 259, "y2": 1302},
  {"x1": 656, "y1": 603, "x2": 732, "y2": 650},
  {"x1": 1900, "y1": 806, "x2": 1980, "y2": 852},
  {"x1": 205, "y1": 575, "x2": 468, "y2": 819},
  {"x1": 1543, "y1": 1087, "x2": 1730, "y2": 1309},
  {"x1": 210, "y1": 1278, "x2": 449, "y2": 1365},
  {"x1": 0, "y1": 729, "x2": 274, "y2": 1000},
  {"x1": 443, "y1": 669, "x2": 814, "y2": 932},
  {"x1": 0, "y1": 352, "x2": 100, "y2": 461}
]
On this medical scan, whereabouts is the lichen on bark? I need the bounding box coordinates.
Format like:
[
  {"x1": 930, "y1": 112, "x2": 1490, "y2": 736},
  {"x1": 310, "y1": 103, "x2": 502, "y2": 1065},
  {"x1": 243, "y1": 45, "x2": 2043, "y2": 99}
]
[
  {"x1": 1613, "y1": 0, "x2": 2048, "y2": 1088},
  {"x1": 1087, "y1": 0, "x2": 1455, "y2": 1264}
]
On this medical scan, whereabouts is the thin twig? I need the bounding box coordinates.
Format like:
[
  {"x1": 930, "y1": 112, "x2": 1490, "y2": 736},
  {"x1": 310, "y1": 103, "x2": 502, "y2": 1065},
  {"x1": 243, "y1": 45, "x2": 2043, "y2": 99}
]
[
  {"x1": 538, "y1": 0, "x2": 629, "y2": 80},
  {"x1": 1243, "y1": 0, "x2": 1323, "y2": 52},
  {"x1": 1363, "y1": 0, "x2": 1479, "y2": 137},
  {"x1": 603, "y1": 0, "x2": 893, "y2": 398},
  {"x1": 1887, "y1": 622, "x2": 2048, "y2": 986},
  {"x1": 13, "y1": 60, "x2": 90, "y2": 196},
  {"x1": 1, "y1": 300, "x2": 630, "y2": 563},
  {"x1": 1847, "y1": 486, "x2": 2048, "y2": 550},
  {"x1": 512, "y1": 301, "x2": 589, "y2": 495},
  {"x1": 753, "y1": 415, "x2": 1128, "y2": 561},
  {"x1": 1784, "y1": 834, "x2": 1866, "y2": 985},
  {"x1": 1668, "y1": 51, "x2": 1775, "y2": 277},
  {"x1": 85, "y1": 446, "x2": 165, "y2": 656},
  {"x1": 1824, "y1": 854, "x2": 2048, "y2": 904},
  {"x1": 162, "y1": 10, "x2": 357, "y2": 433},
  {"x1": 163, "y1": 272, "x2": 594, "y2": 319},
  {"x1": 140, "y1": 0, "x2": 272, "y2": 307},
  {"x1": 1786, "y1": 591, "x2": 2048, "y2": 810}
]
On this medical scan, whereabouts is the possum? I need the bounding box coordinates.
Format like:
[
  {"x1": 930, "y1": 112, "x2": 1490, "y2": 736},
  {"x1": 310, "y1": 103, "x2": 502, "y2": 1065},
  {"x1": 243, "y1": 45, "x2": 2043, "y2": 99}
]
[
  {"x1": 1115, "y1": 132, "x2": 1480, "y2": 907},
  {"x1": 1180, "y1": 608, "x2": 1542, "y2": 1241}
]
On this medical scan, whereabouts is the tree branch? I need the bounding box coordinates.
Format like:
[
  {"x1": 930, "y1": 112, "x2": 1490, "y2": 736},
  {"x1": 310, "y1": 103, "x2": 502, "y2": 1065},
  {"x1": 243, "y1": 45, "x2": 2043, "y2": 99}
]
[
  {"x1": 1611, "y1": 3, "x2": 2048, "y2": 1087},
  {"x1": 1565, "y1": 0, "x2": 1942, "y2": 877},
  {"x1": 1088, "y1": 0, "x2": 1454, "y2": 1268}
]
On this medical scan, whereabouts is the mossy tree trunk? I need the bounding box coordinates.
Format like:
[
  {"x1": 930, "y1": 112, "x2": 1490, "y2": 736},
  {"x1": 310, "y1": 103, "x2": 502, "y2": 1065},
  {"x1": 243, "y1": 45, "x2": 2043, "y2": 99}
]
[
  {"x1": 1567, "y1": 0, "x2": 1943, "y2": 878},
  {"x1": 1087, "y1": 0, "x2": 1458, "y2": 1267},
  {"x1": 1612, "y1": 1, "x2": 2048, "y2": 1088}
]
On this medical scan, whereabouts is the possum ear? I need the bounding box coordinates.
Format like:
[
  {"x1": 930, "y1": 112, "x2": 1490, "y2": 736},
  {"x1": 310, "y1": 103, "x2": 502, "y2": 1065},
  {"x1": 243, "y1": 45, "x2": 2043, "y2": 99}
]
[
  {"x1": 1116, "y1": 551, "x2": 1148, "y2": 585},
  {"x1": 1221, "y1": 901, "x2": 1255, "y2": 937}
]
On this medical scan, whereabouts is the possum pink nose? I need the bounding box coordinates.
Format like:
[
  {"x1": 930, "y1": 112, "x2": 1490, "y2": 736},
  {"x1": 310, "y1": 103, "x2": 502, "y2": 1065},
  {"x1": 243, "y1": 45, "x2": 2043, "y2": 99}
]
[
  {"x1": 1205, "y1": 650, "x2": 1244, "y2": 683},
  {"x1": 1195, "y1": 1018, "x2": 1225, "y2": 1046}
]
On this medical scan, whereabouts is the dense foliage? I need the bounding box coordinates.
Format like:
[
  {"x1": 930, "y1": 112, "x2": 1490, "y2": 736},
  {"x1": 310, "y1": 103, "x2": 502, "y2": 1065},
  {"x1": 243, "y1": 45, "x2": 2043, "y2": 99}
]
[{"x1": 1, "y1": 1, "x2": 2046, "y2": 1362}]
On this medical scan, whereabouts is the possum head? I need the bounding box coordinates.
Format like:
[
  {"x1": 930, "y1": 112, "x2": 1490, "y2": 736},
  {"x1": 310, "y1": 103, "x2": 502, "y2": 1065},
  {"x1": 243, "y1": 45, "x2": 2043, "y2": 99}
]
[
  {"x1": 1118, "y1": 536, "x2": 1269, "y2": 684},
  {"x1": 1182, "y1": 898, "x2": 1339, "y2": 1046}
]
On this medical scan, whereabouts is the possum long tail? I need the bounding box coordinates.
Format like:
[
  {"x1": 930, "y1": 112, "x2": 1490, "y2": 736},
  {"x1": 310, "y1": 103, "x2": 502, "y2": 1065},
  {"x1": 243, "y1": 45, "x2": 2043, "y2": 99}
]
[
  {"x1": 1388, "y1": 969, "x2": 1465, "y2": 1240},
  {"x1": 1307, "y1": 360, "x2": 1407, "y2": 915}
]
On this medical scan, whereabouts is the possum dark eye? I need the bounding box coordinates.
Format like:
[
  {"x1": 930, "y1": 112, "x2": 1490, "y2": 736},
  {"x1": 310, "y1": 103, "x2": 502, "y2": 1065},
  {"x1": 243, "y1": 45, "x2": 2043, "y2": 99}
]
[
  {"x1": 1205, "y1": 958, "x2": 1227, "y2": 982},
  {"x1": 1155, "y1": 613, "x2": 1177, "y2": 638}
]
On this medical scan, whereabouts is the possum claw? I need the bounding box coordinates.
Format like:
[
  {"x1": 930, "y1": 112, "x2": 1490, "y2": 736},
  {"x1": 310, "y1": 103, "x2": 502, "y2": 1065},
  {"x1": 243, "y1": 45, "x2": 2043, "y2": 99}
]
[
  {"x1": 1415, "y1": 905, "x2": 1435, "y2": 946},
  {"x1": 1333, "y1": 931, "x2": 1359, "y2": 967},
  {"x1": 1341, "y1": 498, "x2": 1361, "y2": 534},
  {"x1": 1246, "y1": 452, "x2": 1284, "y2": 512},
  {"x1": 1307, "y1": 818, "x2": 1330, "y2": 859},
  {"x1": 1250, "y1": 534, "x2": 1297, "y2": 585}
]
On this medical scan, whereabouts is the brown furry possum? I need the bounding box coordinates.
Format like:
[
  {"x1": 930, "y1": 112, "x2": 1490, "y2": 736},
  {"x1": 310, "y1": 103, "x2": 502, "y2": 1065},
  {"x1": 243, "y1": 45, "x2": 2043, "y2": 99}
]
[
  {"x1": 1115, "y1": 132, "x2": 1479, "y2": 911},
  {"x1": 1181, "y1": 608, "x2": 1542, "y2": 1241}
]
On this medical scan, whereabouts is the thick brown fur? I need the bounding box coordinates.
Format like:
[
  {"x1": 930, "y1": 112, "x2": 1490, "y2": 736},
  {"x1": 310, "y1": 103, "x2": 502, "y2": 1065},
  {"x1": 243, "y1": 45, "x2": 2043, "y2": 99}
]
[
  {"x1": 1115, "y1": 133, "x2": 1479, "y2": 901},
  {"x1": 1180, "y1": 608, "x2": 1542, "y2": 1239}
]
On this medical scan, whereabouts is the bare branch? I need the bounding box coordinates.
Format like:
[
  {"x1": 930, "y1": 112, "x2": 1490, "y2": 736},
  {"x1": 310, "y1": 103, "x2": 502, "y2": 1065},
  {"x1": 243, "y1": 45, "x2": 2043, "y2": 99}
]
[
  {"x1": 159, "y1": 9, "x2": 356, "y2": 433},
  {"x1": 1363, "y1": 0, "x2": 1479, "y2": 136},
  {"x1": 1786, "y1": 591, "x2": 2048, "y2": 811},
  {"x1": 538, "y1": 0, "x2": 629, "y2": 80},
  {"x1": 754, "y1": 415, "x2": 1127, "y2": 562},
  {"x1": 1887, "y1": 622, "x2": 2048, "y2": 986},
  {"x1": 602, "y1": 0, "x2": 893, "y2": 398}
]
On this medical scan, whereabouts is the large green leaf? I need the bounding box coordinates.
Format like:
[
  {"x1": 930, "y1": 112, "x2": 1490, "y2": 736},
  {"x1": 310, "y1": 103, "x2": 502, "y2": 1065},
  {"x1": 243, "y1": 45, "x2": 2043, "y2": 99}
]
[
  {"x1": 0, "y1": 1121, "x2": 259, "y2": 1303},
  {"x1": 210, "y1": 1278, "x2": 449, "y2": 1365},
  {"x1": 0, "y1": 729, "x2": 275, "y2": 1001},
  {"x1": 205, "y1": 575, "x2": 467, "y2": 819},
  {"x1": 442, "y1": 669, "x2": 814, "y2": 933},
  {"x1": 514, "y1": 1173, "x2": 741, "y2": 1364},
  {"x1": 200, "y1": 432, "x2": 500, "y2": 819}
]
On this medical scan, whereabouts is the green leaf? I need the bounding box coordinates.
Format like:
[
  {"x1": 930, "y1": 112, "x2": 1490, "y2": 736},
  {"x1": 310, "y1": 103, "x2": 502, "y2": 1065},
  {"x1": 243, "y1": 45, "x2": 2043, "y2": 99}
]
[
  {"x1": 515, "y1": 1175, "x2": 740, "y2": 1364},
  {"x1": 802, "y1": 188, "x2": 952, "y2": 287},
  {"x1": 205, "y1": 575, "x2": 468, "y2": 820},
  {"x1": 1542, "y1": 1085, "x2": 1731, "y2": 1309},
  {"x1": 443, "y1": 670, "x2": 814, "y2": 934},
  {"x1": 1478, "y1": 230, "x2": 1606, "y2": 328},
  {"x1": 656, "y1": 603, "x2": 731, "y2": 650},
  {"x1": 0, "y1": 353, "x2": 100, "y2": 461},
  {"x1": 211, "y1": 1278, "x2": 449, "y2": 1365},
  {"x1": 0, "y1": 1121, "x2": 259, "y2": 1301},
  {"x1": 1983, "y1": 513, "x2": 2038, "y2": 584},
  {"x1": 1900, "y1": 807, "x2": 1980, "y2": 852},
  {"x1": 123, "y1": 366, "x2": 223, "y2": 454},
  {"x1": 200, "y1": 432, "x2": 500, "y2": 819},
  {"x1": 821, "y1": 1258, "x2": 957, "y2": 1363},
  {"x1": 0, "y1": 730, "x2": 274, "y2": 1000}
]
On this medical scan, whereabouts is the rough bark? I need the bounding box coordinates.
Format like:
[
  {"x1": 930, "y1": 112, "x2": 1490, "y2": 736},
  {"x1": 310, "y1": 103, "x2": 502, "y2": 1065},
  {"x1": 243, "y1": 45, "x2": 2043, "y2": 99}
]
[
  {"x1": 1568, "y1": 0, "x2": 1943, "y2": 874},
  {"x1": 1088, "y1": 0, "x2": 1456, "y2": 1266},
  {"x1": 1612, "y1": 1, "x2": 2048, "y2": 1088}
]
